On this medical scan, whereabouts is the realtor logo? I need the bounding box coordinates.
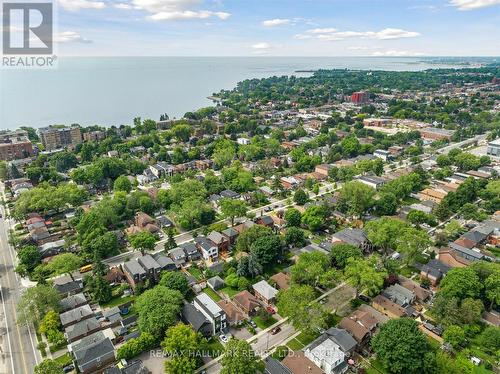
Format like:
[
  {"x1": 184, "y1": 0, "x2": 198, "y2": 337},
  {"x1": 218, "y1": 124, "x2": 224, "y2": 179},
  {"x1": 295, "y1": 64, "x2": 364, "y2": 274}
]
[{"x1": 3, "y1": 2, "x2": 53, "y2": 54}]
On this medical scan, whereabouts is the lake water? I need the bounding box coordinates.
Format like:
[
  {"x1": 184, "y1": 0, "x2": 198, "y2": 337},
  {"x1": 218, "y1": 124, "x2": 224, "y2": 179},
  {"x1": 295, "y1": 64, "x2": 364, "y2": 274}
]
[{"x1": 0, "y1": 56, "x2": 477, "y2": 130}]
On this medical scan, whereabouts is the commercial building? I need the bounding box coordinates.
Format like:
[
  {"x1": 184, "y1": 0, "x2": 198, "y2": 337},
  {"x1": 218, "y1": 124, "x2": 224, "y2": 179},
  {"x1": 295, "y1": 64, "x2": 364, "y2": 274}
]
[
  {"x1": 418, "y1": 128, "x2": 453, "y2": 141},
  {"x1": 39, "y1": 125, "x2": 82, "y2": 150},
  {"x1": 0, "y1": 130, "x2": 34, "y2": 161}
]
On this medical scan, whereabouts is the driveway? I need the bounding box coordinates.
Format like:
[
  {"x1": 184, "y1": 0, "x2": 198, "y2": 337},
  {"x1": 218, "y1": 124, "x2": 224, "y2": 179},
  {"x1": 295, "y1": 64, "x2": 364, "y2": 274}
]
[
  {"x1": 138, "y1": 350, "x2": 165, "y2": 374},
  {"x1": 322, "y1": 283, "x2": 356, "y2": 316}
]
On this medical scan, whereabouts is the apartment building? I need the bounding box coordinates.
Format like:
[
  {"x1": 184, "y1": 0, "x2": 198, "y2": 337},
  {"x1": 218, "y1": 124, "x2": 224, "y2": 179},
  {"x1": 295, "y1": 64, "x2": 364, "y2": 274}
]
[
  {"x1": 0, "y1": 130, "x2": 34, "y2": 161},
  {"x1": 39, "y1": 125, "x2": 82, "y2": 150}
]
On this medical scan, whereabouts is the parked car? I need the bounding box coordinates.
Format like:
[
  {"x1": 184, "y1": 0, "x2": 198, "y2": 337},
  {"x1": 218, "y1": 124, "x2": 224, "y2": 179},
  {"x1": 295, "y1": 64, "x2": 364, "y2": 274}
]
[
  {"x1": 358, "y1": 294, "x2": 371, "y2": 303},
  {"x1": 266, "y1": 306, "x2": 276, "y2": 314},
  {"x1": 248, "y1": 319, "x2": 257, "y2": 328},
  {"x1": 219, "y1": 334, "x2": 229, "y2": 343},
  {"x1": 271, "y1": 327, "x2": 281, "y2": 335},
  {"x1": 63, "y1": 364, "x2": 75, "y2": 373}
]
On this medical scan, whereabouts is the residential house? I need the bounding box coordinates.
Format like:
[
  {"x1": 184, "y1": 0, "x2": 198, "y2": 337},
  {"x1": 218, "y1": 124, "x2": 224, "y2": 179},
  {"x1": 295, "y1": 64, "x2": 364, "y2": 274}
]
[
  {"x1": 356, "y1": 175, "x2": 386, "y2": 190},
  {"x1": 371, "y1": 295, "x2": 407, "y2": 319},
  {"x1": 60, "y1": 293, "x2": 87, "y2": 312},
  {"x1": 195, "y1": 237, "x2": 218, "y2": 261},
  {"x1": 221, "y1": 227, "x2": 239, "y2": 246},
  {"x1": 437, "y1": 248, "x2": 470, "y2": 268},
  {"x1": 54, "y1": 276, "x2": 83, "y2": 296},
  {"x1": 217, "y1": 300, "x2": 245, "y2": 326},
  {"x1": 207, "y1": 231, "x2": 229, "y2": 252},
  {"x1": 373, "y1": 149, "x2": 391, "y2": 161},
  {"x1": 280, "y1": 176, "x2": 300, "y2": 190},
  {"x1": 193, "y1": 293, "x2": 228, "y2": 335},
  {"x1": 331, "y1": 229, "x2": 372, "y2": 253},
  {"x1": 180, "y1": 242, "x2": 202, "y2": 261},
  {"x1": 72, "y1": 337, "x2": 115, "y2": 374},
  {"x1": 264, "y1": 357, "x2": 293, "y2": 374},
  {"x1": 256, "y1": 215, "x2": 275, "y2": 228},
  {"x1": 220, "y1": 189, "x2": 240, "y2": 200},
  {"x1": 181, "y1": 303, "x2": 213, "y2": 337},
  {"x1": 382, "y1": 284, "x2": 416, "y2": 307},
  {"x1": 104, "y1": 267, "x2": 126, "y2": 285},
  {"x1": 60, "y1": 304, "x2": 94, "y2": 328},
  {"x1": 153, "y1": 253, "x2": 177, "y2": 272},
  {"x1": 315, "y1": 164, "x2": 333, "y2": 177},
  {"x1": 337, "y1": 317, "x2": 370, "y2": 346},
  {"x1": 65, "y1": 318, "x2": 102, "y2": 343},
  {"x1": 252, "y1": 280, "x2": 279, "y2": 305},
  {"x1": 168, "y1": 247, "x2": 187, "y2": 268},
  {"x1": 137, "y1": 254, "x2": 162, "y2": 283},
  {"x1": 419, "y1": 188, "x2": 447, "y2": 204},
  {"x1": 398, "y1": 277, "x2": 431, "y2": 303},
  {"x1": 282, "y1": 351, "x2": 324, "y2": 374},
  {"x1": 123, "y1": 259, "x2": 147, "y2": 290},
  {"x1": 304, "y1": 328, "x2": 352, "y2": 374},
  {"x1": 207, "y1": 276, "x2": 225, "y2": 291},
  {"x1": 417, "y1": 258, "x2": 451, "y2": 286},
  {"x1": 233, "y1": 290, "x2": 261, "y2": 315}
]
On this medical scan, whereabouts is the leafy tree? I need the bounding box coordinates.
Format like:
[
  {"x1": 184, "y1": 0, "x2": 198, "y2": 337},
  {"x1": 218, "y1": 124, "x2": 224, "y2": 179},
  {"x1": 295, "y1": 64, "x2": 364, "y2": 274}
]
[
  {"x1": 444, "y1": 220, "x2": 464, "y2": 239},
  {"x1": 485, "y1": 270, "x2": 500, "y2": 308},
  {"x1": 17, "y1": 284, "x2": 60, "y2": 325},
  {"x1": 47, "y1": 253, "x2": 82, "y2": 278},
  {"x1": 220, "y1": 339, "x2": 258, "y2": 374},
  {"x1": 365, "y1": 217, "x2": 407, "y2": 254},
  {"x1": 34, "y1": 359, "x2": 64, "y2": 374},
  {"x1": 284, "y1": 226, "x2": 306, "y2": 248},
  {"x1": 277, "y1": 284, "x2": 326, "y2": 333},
  {"x1": 442, "y1": 325, "x2": 466, "y2": 349},
  {"x1": 284, "y1": 208, "x2": 302, "y2": 227},
  {"x1": 116, "y1": 332, "x2": 156, "y2": 360},
  {"x1": 236, "y1": 225, "x2": 272, "y2": 252},
  {"x1": 396, "y1": 227, "x2": 431, "y2": 266},
  {"x1": 291, "y1": 251, "x2": 339, "y2": 288},
  {"x1": 432, "y1": 295, "x2": 483, "y2": 326},
  {"x1": 439, "y1": 267, "x2": 482, "y2": 300},
  {"x1": 344, "y1": 256, "x2": 386, "y2": 297},
  {"x1": 330, "y1": 243, "x2": 362, "y2": 269},
  {"x1": 17, "y1": 245, "x2": 42, "y2": 272},
  {"x1": 301, "y1": 205, "x2": 328, "y2": 232},
  {"x1": 220, "y1": 198, "x2": 248, "y2": 226},
  {"x1": 135, "y1": 286, "x2": 183, "y2": 339},
  {"x1": 371, "y1": 318, "x2": 434, "y2": 374},
  {"x1": 478, "y1": 326, "x2": 500, "y2": 355},
  {"x1": 374, "y1": 192, "x2": 398, "y2": 216},
  {"x1": 113, "y1": 175, "x2": 132, "y2": 193},
  {"x1": 293, "y1": 189, "x2": 308, "y2": 205},
  {"x1": 162, "y1": 323, "x2": 204, "y2": 374},
  {"x1": 250, "y1": 234, "x2": 282, "y2": 267},
  {"x1": 86, "y1": 275, "x2": 112, "y2": 304},
  {"x1": 338, "y1": 180, "x2": 375, "y2": 218},
  {"x1": 129, "y1": 231, "x2": 156, "y2": 255},
  {"x1": 159, "y1": 271, "x2": 189, "y2": 296}
]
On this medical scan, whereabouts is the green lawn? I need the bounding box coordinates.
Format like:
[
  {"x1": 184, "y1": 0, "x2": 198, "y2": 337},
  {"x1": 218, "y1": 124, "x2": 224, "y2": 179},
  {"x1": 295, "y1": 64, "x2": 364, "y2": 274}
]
[
  {"x1": 101, "y1": 295, "x2": 135, "y2": 309},
  {"x1": 203, "y1": 288, "x2": 222, "y2": 302},
  {"x1": 366, "y1": 358, "x2": 389, "y2": 374},
  {"x1": 295, "y1": 330, "x2": 319, "y2": 346},
  {"x1": 286, "y1": 338, "x2": 305, "y2": 351},
  {"x1": 188, "y1": 267, "x2": 204, "y2": 281},
  {"x1": 220, "y1": 286, "x2": 240, "y2": 298},
  {"x1": 205, "y1": 339, "x2": 224, "y2": 358},
  {"x1": 253, "y1": 315, "x2": 278, "y2": 329},
  {"x1": 53, "y1": 352, "x2": 72, "y2": 367}
]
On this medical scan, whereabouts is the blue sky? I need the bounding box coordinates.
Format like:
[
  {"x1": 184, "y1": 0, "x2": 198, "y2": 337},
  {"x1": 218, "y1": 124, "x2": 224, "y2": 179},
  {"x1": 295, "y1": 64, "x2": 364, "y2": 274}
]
[{"x1": 51, "y1": 0, "x2": 500, "y2": 56}]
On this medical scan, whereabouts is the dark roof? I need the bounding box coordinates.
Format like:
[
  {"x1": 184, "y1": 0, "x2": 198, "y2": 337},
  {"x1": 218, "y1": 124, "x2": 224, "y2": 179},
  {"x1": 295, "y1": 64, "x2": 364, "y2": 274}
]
[
  {"x1": 74, "y1": 337, "x2": 114, "y2": 370},
  {"x1": 220, "y1": 189, "x2": 240, "y2": 199},
  {"x1": 207, "y1": 276, "x2": 225, "y2": 290},
  {"x1": 308, "y1": 327, "x2": 357, "y2": 353},
  {"x1": 181, "y1": 303, "x2": 211, "y2": 332},
  {"x1": 222, "y1": 227, "x2": 238, "y2": 238},
  {"x1": 54, "y1": 280, "x2": 83, "y2": 294},
  {"x1": 154, "y1": 254, "x2": 175, "y2": 269},
  {"x1": 258, "y1": 215, "x2": 274, "y2": 225},
  {"x1": 124, "y1": 260, "x2": 146, "y2": 276},
  {"x1": 180, "y1": 242, "x2": 199, "y2": 255},
  {"x1": 207, "y1": 261, "x2": 224, "y2": 274},
  {"x1": 333, "y1": 228, "x2": 369, "y2": 247},
  {"x1": 264, "y1": 357, "x2": 292, "y2": 374},
  {"x1": 194, "y1": 236, "x2": 216, "y2": 251},
  {"x1": 463, "y1": 230, "x2": 488, "y2": 244}
]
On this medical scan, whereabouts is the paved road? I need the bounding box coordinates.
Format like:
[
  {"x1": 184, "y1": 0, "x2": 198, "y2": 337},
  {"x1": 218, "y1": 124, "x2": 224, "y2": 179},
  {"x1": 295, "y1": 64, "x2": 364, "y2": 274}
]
[{"x1": 0, "y1": 184, "x2": 40, "y2": 374}]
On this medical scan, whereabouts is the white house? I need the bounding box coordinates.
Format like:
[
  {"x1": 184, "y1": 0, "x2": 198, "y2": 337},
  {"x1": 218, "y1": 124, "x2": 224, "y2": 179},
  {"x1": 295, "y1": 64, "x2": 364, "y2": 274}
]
[
  {"x1": 305, "y1": 335, "x2": 348, "y2": 374},
  {"x1": 193, "y1": 293, "x2": 227, "y2": 335},
  {"x1": 237, "y1": 137, "x2": 250, "y2": 145}
]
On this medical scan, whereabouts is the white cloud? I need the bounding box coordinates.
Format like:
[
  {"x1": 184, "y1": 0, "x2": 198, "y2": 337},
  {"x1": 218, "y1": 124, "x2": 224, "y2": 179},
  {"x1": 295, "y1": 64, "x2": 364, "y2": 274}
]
[
  {"x1": 54, "y1": 31, "x2": 93, "y2": 43},
  {"x1": 262, "y1": 18, "x2": 290, "y2": 27},
  {"x1": 114, "y1": 3, "x2": 133, "y2": 9},
  {"x1": 347, "y1": 46, "x2": 377, "y2": 50},
  {"x1": 252, "y1": 42, "x2": 271, "y2": 50},
  {"x1": 449, "y1": 0, "x2": 500, "y2": 10},
  {"x1": 131, "y1": 0, "x2": 231, "y2": 21},
  {"x1": 58, "y1": 0, "x2": 105, "y2": 11},
  {"x1": 295, "y1": 27, "x2": 420, "y2": 41},
  {"x1": 372, "y1": 50, "x2": 425, "y2": 56}
]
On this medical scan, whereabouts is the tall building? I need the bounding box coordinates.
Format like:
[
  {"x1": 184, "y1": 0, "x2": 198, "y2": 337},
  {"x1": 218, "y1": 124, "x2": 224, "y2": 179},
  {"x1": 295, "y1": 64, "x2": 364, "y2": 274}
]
[
  {"x1": 351, "y1": 91, "x2": 370, "y2": 104},
  {"x1": 0, "y1": 130, "x2": 34, "y2": 161},
  {"x1": 487, "y1": 138, "x2": 500, "y2": 157},
  {"x1": 39, "y1": 125, "x2": 82, "y2": 150}
]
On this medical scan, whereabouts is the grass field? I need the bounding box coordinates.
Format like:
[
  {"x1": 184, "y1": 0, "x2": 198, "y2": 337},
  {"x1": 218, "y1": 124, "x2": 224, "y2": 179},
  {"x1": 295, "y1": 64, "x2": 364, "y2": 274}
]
[
  {"x1": 101, "y1": 295, "x2": 135, "y2": 309},
  {"x1": 286, "y1": 338, "x2": 304, "y2": 351},
  {"x1": 220, "y1": 286, "x2": 240, "y2": 298},
  {"x1": 203, "y1": 288, "x2": 222, "y2": 302},
  {"x1": 253, "y1": 315, "x2": 278, "y2": 329}
]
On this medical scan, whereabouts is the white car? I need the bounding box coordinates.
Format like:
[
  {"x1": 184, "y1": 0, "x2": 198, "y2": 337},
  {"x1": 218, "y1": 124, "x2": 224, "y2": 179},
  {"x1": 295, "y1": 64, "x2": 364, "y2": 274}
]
[{"x1": 219, "y1": 334, "x2": 229, "y2": 343}]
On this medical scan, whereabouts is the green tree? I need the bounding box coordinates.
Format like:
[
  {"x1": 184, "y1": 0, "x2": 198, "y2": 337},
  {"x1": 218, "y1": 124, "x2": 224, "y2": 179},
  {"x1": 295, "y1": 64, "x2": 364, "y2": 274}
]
[
  {"x1": 159, "y1": 271, "x2": 189, "y2": 296},
  {"x1": 284, "y1": 208, "x2": 302, "y2": 227},
  {"x1": 162, "y1": 323, "x2": 204, "y2": 374},
  {"x1": 330, "y1": 243, "x2": 362, "y2": 269},
  {"x1": 250, "y1": 234, "x2": 282, "y2": 267},
  {"x1": 365, "y1": 217, "x2": 407, "y2": 255},
  {"x1": 17, "y1": 284, "x2": 60, "y2": 325},
  {"x1": 277, "y1": 284, "x2": 327, "y2": 333},
  {"x1": 113, "y1": 175, "x2": 132, "y2": 193},
  {"x1": 86, "y1": 276, "x2": 112, "y2": 304},
  {"x1": 284, "y1": 226, "x2": 306, "y2": 248},
  {"x1": 301, "y1": 205, "x2": 328, "y2": 232},
  {"x1": 371, "y1": 318, "x2": 434, "y2": 374},
  {"x1": 129, "y1": 231, "x2": 156, "y2": 255},
  {"x1": 34, "y1": 359, "x2": 64, "y2": 374},
  {"x1": 442, "y1": 325, "x2": 466, "y2": 349},
  {"x1": 478, "y1": 326, "x2": 500, "y2": 355},
  {"x1": 17, "y1": 245, "x2": 42, "y2": 272},
  {"x1": 375, "y1": 192, "x2": 398, "y2": 216},
  {"x1": 485, "y1": 270, "x2": 500, "y2": 308},
  {"x1": 439, "y1": 267, "x2": 482, "y2": 300},
  {"x1": 235, "y1": 225, "x2": 272, "y2": 252},
  {"x1": 47, "y1": 253, "x2": 82, "y2": 278},
  {"x1": 291, "y1": 251, "x2": 339, "y2": 288},
  {"x1": 135, "y1": 286, "x2": 183, "y2": 339},
  {"x1": 443, "y1": 220, "x2": 463, "y2": 239},
  {"x1": 396, "y1": 227, "x2": 431, "y2": 266},
  {"x1": 220, "y1": 339, "x2": 258, "y2": 374},
  {"x1": 344, "y1": 256, "x2": 387, "y2": 297},
  {"x1": 220, "y1": 198, "x2": 248, "y2": 226},
  {"x1": 293, "y1": 189, "x2": 308, "y2": 205},
  {"x1": 338, "y1": 180, "x2": 375, "y2": 218}
]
